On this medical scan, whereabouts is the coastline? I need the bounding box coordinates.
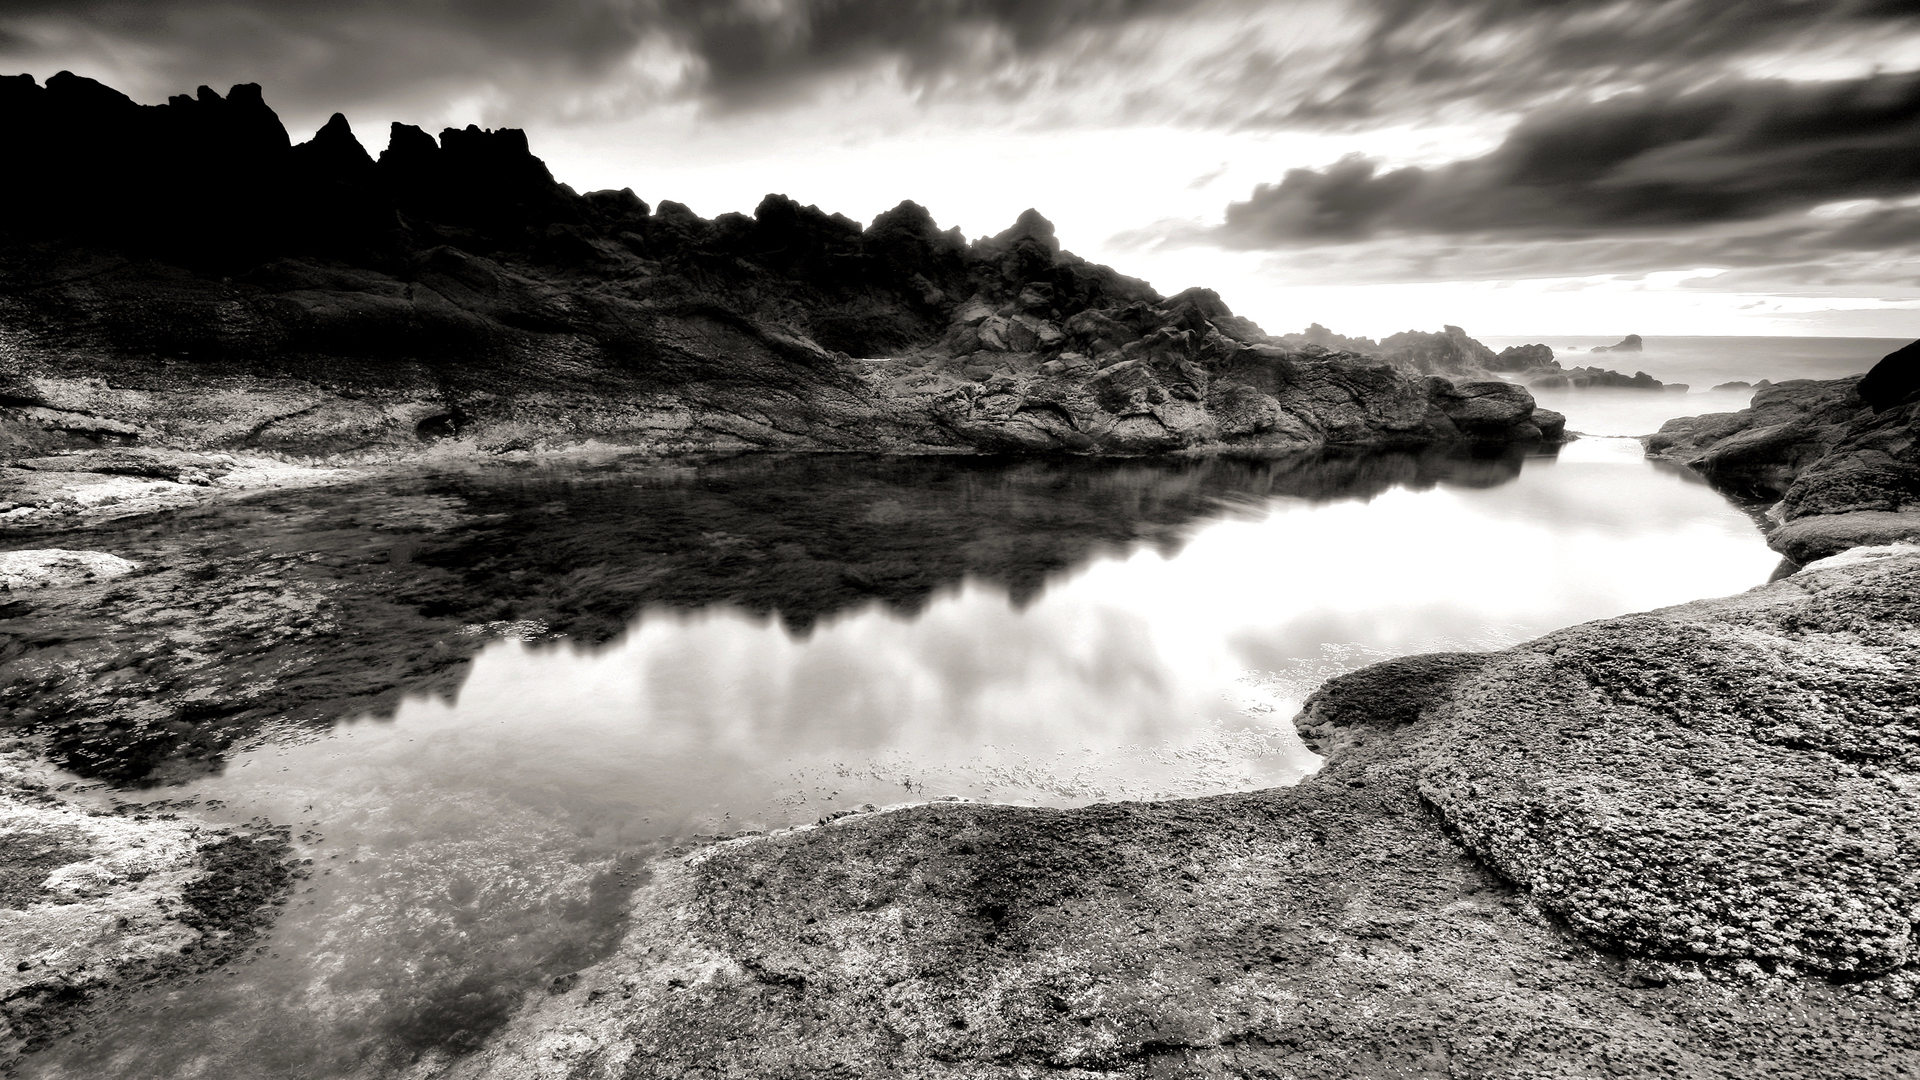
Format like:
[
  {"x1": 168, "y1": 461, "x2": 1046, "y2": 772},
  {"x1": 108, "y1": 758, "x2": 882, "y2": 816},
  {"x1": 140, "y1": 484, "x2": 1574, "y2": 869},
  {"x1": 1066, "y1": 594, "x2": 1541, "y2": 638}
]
[{"x1": 0, "y1": 358, "x2": 1912, "y2": 1074}]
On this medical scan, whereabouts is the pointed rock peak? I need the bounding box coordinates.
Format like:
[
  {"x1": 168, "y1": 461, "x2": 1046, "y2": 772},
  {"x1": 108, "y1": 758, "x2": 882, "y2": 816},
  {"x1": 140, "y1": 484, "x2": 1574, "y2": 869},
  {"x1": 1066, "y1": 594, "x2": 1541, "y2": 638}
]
[
  {"x1": 315, "y1": 112, "x2": 354, "y2": 140},
  {"x1": 1167, "y1": 287, "x2": 1231, "y2": 318},
  {"x1": 990, "y1": 204, "x2": 1067, "y2": 251},
  {"x1": 1013, "y1": 207, "x2": 1055, "y2": 238},
  {"x1": 297, "y1": 112, "x2": 376, "y2": 170},
  {"x1": 196, "y1": 84, "x2": 222, "y2": 104}
]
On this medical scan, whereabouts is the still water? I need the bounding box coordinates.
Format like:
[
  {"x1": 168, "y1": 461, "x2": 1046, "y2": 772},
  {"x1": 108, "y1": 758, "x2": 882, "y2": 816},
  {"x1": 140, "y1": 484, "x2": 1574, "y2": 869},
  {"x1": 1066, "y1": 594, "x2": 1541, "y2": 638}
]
[{"x1": 29, "y1": 438, "x2": 1781, "y2": 1078}]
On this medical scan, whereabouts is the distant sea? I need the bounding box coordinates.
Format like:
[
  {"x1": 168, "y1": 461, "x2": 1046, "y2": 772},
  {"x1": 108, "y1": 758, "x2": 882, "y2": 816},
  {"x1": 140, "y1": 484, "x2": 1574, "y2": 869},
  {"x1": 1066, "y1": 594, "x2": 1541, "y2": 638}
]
[{"x1": 1474, "y1": 335, "x2": 1912, "y2": 438}]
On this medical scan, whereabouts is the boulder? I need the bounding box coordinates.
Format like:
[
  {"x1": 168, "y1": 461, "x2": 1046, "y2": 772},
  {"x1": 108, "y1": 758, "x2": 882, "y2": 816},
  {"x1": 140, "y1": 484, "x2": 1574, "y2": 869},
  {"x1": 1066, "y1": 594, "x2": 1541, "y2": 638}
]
[
  {"x1": 1859, "y1": 338, "x2": 1920, "y2": 413},
  {"x1": 1768, "y1": 513, "x2": 1920, "y2": 563},
  {"x1": 1590, "y1": 334, "x2": 1643, "y2": 353},
  {"x1": 1489, "y1": 343, "x2": 1555, "y2": 372}
]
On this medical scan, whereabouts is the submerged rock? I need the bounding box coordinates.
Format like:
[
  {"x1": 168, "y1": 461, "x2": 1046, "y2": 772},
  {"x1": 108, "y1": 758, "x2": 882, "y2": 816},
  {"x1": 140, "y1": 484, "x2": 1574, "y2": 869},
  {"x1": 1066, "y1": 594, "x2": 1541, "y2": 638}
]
[{"x1": 0, "y1": 748, "x2": 297, "y2": 1066}]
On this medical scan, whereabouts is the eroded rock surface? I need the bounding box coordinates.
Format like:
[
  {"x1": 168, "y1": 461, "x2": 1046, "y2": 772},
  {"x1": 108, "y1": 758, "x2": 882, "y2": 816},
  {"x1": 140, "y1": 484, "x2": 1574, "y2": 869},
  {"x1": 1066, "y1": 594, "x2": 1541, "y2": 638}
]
[{"x1": 447, "y1": 548, "x2": 1920, "y2": 1080}]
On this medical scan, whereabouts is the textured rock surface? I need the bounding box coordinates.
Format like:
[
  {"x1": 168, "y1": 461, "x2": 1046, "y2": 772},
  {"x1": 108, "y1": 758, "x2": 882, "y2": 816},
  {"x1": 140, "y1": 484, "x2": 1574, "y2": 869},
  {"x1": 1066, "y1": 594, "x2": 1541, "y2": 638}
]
[
  {"x1": 1646, "y1": 377, "x2": 1875, "y2": 501},
  {"x1": 0, "y1": 549, "x2": 138, "y2": 590},
  {"x1": 447, "y1": 548, "x2": 1920, "y2": 1080}
]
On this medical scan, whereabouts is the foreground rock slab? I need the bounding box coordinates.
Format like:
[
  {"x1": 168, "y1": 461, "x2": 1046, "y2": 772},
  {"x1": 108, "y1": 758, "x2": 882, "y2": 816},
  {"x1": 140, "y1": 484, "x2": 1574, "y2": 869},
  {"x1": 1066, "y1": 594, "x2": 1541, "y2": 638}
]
[{"x1": 447, "y1": 547, "x2": 1920, "y2": 1080}]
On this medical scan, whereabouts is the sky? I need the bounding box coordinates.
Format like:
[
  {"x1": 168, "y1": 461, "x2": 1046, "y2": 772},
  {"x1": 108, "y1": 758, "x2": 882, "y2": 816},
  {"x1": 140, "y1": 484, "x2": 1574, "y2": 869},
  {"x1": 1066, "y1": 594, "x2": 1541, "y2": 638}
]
[{"x1": 4, "y1": 0, "x2": 1919, "y2": 339}]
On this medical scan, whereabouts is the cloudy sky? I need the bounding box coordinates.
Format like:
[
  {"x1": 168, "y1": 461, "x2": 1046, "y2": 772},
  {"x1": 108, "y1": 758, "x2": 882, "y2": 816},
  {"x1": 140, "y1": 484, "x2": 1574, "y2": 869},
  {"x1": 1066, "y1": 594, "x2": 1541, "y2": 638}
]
[{"x1": 5, "y1": 0, "x2": 1919, "y2": 338}]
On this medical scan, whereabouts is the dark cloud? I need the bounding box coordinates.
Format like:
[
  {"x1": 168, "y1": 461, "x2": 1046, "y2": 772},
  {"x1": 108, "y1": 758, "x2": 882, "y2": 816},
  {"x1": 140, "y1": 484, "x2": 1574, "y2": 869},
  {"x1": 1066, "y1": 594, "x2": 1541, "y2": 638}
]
[
  {"x1": 1218, "y1": 72, "x2": 1920, "y2": 246},
  {"x1": 6, "y1": 0, "x2": 1914, "y2": 127},
  {"x1": 1284, "y1": 0, "x2": 1920, "y2": 123},
  {"x1": 1212, "y1": 208, "x2": 1920, "y2": 289},
  {"x1": 0, "y1": 0, "x2": 1207, "y2": 119},
  {"x1": 661, "y1": 0, "x2": 1204, "y2": 105}
]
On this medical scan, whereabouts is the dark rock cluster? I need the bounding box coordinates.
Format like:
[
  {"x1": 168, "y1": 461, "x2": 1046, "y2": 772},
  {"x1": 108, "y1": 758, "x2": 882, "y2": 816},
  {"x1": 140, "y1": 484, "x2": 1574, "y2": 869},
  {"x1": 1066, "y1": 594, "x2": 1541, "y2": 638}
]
[
  {"x1": 0, "y1": 72, "x2": 1564, "y2": 459},
  {"x1": 1591, "y1": 333, "x2": 1644, "y2": 353},
  {"x1": 1647, "y1": 340, "x2": 1920, "y2": 562}
]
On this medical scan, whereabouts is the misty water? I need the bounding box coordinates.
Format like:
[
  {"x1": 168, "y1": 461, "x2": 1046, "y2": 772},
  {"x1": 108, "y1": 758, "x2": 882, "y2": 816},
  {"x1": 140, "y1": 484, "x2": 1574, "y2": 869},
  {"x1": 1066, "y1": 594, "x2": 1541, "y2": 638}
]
[{"x1": 25, "y1": 337, "x2": 1872, "y2": 1078}]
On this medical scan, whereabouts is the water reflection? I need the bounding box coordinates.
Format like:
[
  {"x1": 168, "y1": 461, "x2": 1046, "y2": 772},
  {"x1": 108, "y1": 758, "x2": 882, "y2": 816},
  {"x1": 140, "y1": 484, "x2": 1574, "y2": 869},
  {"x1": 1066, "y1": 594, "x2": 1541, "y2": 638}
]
[{"x1": 25, "y1": 439, "x2": 1782, "y2": 1079}]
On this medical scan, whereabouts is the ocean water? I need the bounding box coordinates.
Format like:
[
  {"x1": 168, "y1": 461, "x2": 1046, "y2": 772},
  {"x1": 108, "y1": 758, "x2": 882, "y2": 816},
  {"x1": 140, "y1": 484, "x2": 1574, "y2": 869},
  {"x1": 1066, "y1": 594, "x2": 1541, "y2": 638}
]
[{"x1": 1477, "y1": 335, "x2": 1908, "y2": 438}]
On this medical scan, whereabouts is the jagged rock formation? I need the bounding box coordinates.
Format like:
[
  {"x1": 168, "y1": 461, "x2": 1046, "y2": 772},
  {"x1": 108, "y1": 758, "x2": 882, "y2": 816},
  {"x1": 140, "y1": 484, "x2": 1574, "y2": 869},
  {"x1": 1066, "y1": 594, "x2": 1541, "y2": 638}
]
[
  {"x1": 0, "y1": 73, "x2": 1564, "y2": 460},
  {"x1": 1490, "y1": 342, "x2": 1554, "y2": 371},
  {"x1": 1328, "y1": 329, "x2": 1675, "y2": 393},
  {"x1": 449, "y1": 545, "x2": 1920, "y2": 1080},
  {"x1": 1647, "y1": 341, "x2": 1920, "y2": 562},
  {"x1": 1531, "y1": 366, "x2": 1678, "y2": 392},
  {"x1": 1592, "y1": 334, "x2": 1644, "y2": 353}
]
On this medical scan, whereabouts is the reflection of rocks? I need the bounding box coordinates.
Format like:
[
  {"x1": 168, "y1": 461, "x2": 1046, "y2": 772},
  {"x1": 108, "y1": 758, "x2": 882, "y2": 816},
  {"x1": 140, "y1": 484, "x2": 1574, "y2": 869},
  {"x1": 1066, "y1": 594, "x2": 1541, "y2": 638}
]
[
  {"x1": 0, "y1": 444, "x2": 1552, "y2": 785},
  {"x1": 453, "y1": 547, "x2": 1920, "y2": 1080}
]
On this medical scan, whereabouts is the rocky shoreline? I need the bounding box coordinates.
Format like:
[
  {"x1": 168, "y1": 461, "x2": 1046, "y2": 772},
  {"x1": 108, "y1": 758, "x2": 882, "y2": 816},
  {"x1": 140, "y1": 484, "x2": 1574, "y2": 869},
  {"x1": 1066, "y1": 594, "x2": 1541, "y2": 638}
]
[
  {"x1": 2, "y1": 67, "x2": 1918, "y2": 1077},
  {"x1": 436, "y1": 343, "x2": 1920, "y2": 1077}
]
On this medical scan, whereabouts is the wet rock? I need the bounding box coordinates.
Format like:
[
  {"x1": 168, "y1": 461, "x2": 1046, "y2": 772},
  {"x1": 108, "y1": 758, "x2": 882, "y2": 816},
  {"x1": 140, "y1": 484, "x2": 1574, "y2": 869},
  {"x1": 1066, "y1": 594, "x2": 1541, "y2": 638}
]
[
  {"x1": 1644, "y1": 378, "x2": 1868, "y2": 500},
  {"x1": 0, "y1": 549, "x2": 138, "y2": 590},
  {"x1": 1649, "y1": 349, "x2": 1919, "y2": 564},
  {"x1": 0, "y1": 748, "x2": 296, "y2": 1066},
  {"x1": 1768, "y1": 513, "x2": 1920, "y2": 563},
  {"x1": 1591, "y1": 334, "x2": 1643, "y2": 353}
]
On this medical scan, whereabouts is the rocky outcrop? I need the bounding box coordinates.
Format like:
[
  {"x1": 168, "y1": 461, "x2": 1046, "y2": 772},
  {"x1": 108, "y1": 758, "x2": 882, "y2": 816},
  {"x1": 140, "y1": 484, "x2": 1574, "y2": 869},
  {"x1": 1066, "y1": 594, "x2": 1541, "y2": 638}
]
[
  {"x1": 1861, "y1": 338, "x2": 1919, "y2": 412},
  {"x1": 1591, "y1": 334, "x2": 1644, "y2": 353},
  {"x1": 1647, "y1": 342, "x2": 1920, "y2": 560},
  {"x1": 1374, "y1": 324, "x2": 1499, "y2": 375},
  {"x1": 1645, "y1": 377, "x2": 1870, "y2": 501},
  {"x1": 1490, "y1": 342, "x2": 1554, "y2": 371},
  {"x1": 1530, "y1": 366, "x2": 1674, "y2": 392},
  {"x1": 0, "y1": 74, "x2": 1563, "y2": 461},
  {"x1": 447, "y1": 545, "x2": 1920, "y2": 1080}
]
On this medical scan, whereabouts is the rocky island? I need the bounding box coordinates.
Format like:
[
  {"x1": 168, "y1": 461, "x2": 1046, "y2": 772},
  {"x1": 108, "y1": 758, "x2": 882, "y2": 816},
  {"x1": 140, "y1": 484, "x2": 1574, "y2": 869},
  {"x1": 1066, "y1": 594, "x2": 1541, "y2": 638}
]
[{"x1": 2, "y1": 70, "x2": 1918, "y2": 1079}]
